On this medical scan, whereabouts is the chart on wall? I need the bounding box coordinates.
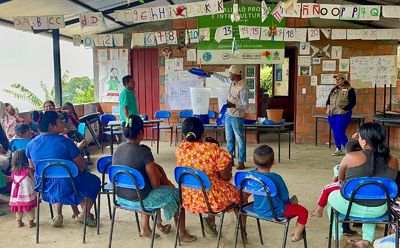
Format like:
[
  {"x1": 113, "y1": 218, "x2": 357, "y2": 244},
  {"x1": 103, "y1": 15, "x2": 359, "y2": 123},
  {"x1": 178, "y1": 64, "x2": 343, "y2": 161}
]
[
  {"x1": 99, "y1": 60, "x2": 128, "y2": 102},
  {"x1": 350, "y1": 55, "x2": 397, "y2": 88},
  {"x1": 197, "y1": 4, "x2": 285, "y2": 64}
]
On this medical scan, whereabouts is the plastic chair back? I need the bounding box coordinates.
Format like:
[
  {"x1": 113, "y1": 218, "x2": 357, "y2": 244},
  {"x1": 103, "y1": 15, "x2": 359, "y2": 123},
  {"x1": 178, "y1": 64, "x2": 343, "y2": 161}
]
[
  {"x1": 179, "y1": 110, "x2": 193, "y2": 119},
  {"x1": 341, "y1": 177, "x2": 398, "y2": 201},
  {"x1": 97, "y1": 155, "x2": 113, "y2": 174},
  {"x1": 174, "y1": 167, "x2": 211, "y2": 190},
  {"x1": 100, "y1": 114, "x2": 117, "y2": 127},
  {"x1": 208, "y1": 110, "x2": 216, "y2": 119},
  {"x1": 155, "y1": 111, "x2": 171, "y2": 119},
  {"x1": 35, "y1": 159, "x2": 79, "y2": 179},
  {"x1": 77, "y1": 123, "x2": 86, "y2": 136},
  {"x1": 108, "y1": 165, "x2": 145, "y2": 190},
  {"x1": 234, "y1": 171, "x2": 277, "y2": 197},
  {"x1": 10, "y1": 138, "x2": 31, "y2": 152}
]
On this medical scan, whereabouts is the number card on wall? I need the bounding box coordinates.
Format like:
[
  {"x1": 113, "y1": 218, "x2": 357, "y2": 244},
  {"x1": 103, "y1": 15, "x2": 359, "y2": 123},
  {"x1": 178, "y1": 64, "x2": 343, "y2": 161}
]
[
  {"x1": 103, "y1": 34, "x2": 114, "y2": 47},
  {"x1": 93, "y1": 35, "x2": 104, "y2": 46},
  {"x1": 82, "y1": 36, "x2": 94, "y2": 47},
  {"x1": 199, "y1": 28, "x2": 210, "y2": 41},
  {"x1": 166, "y1": 31, "x2": 178, "y2": 44},
  {"x1": 308, "y1": 28, "x2": 320, "y2": 41},
  {"x1": 132, "y1": 33, "x2": 145, "y2": 47},
  {"x1": 284, "y1": 28, "x2": 297, "y2": 41},
  {"x1": 113, "y1": 34, "x2": 124, "y2": 46},
  {"x1": 144, "y1": 32, "x2": 157, "y2": 46},
  {"x1": 188, "y1": 29, "x2": 199, "y2": 43},
  {"x1": 239, "y1": 25, "x2": 250, "y2": 39},
  {"x1": 249, "y1": 26, "x2": 261, "y2": 40},
  {"x1": 155, "y1": 31, "x2": 166, "y2": 44},
  {"x1": 215, "y1": 25, "x2": 233, "y2": 43}
]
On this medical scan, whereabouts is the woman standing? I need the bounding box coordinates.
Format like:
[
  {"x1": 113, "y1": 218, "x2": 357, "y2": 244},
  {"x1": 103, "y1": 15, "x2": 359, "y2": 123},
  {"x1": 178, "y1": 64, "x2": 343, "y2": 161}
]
[{"x1": 326, "y1": 73, "x2": 356, "y2": 156}]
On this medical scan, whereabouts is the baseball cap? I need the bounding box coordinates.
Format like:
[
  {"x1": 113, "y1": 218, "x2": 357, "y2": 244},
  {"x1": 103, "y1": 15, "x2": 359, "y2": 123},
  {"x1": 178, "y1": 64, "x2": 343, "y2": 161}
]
[
  {"x1": 333, "y1": 73, "x2": 346, "y2": 80},
  {"x1": 228, "y1": 65, "x2": 243, "y2": 75}
]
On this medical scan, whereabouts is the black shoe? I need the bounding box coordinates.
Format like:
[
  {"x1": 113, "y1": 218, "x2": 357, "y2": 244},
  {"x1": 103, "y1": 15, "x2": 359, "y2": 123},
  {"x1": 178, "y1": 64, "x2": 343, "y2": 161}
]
[{"x1": 343, "y1": 223, "x2": 358, "y2": 236}]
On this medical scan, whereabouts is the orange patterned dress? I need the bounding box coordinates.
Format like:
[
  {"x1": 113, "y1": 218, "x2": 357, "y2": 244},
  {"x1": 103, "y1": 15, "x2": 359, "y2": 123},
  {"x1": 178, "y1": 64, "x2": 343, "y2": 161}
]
[{"x1": 176, "y1": 141, "x2": 240, "y2": 213}]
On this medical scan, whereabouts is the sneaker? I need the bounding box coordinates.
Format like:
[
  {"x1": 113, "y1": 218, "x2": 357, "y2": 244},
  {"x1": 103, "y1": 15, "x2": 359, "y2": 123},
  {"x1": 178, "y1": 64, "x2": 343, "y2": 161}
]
[
  {"x1": 52, "y1": 215, "x2": 63, "y2": 227},
  {"x1": 331, "y1": 149, "x2": 343, "y2": 156},
  {"x1": 237, "y1": 162, "x2": 246, "y2": 170}
]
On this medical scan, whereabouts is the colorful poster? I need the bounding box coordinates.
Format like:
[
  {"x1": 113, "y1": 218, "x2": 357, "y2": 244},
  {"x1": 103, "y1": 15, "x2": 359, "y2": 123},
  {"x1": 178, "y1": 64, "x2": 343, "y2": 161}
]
[
  {"x1": 197, "y1": 4, "x2": 285, "y2": 65},
  {"x1": 98, "y1": 60, "x2": 128, "y2": 102}
]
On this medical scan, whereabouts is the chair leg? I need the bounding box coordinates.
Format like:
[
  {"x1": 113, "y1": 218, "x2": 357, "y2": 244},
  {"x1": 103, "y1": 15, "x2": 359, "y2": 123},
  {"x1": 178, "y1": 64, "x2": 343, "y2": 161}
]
[
  {"x1": 234, "y1": 212, "x2": 240, "y2": 248},
  {"x1": 303, "y1": 228, "x2": 307, "y2": 248},
  {"x1": 151, "y1": 128, "x2": 154, "y2": 146},
  {"x1": 395, "y1": 217, "x2": 399, "y2": 248},
  {"x1": 36, "y1": 193, "x2": 41, "y2": 243},
  {"x1": 384, "y1": 224, "x2": 388, "y2": 236},
  {"x1": 174, "y1": 206, "x2": 182, "y2": 248},
  {"x1": 135, "y1": 212, "x2": 141, "y2": 235},
  {"x1": 97, "y1": 193, "x2": 101, "y2": 234},
  {"x1": 282, "y1": 220, "x2": 290, "y2": 248},
  {"x1": 170, "y1": 128, "x2": 173, "y2": 146},
  {"x1": 335, "y1": 211, "x2": 339, "y2": 248},
  {"x1": 49, "y1": 203, "x2": 54, "y2": 220},
  {"x1": 199, "y1": 213, "x2": 205, "y2": 237},
  {"x1": 107, "y1": 193, "x2": 112, "y2": 220},
  {"x1": 108, "y1": 206, "x2": 117, "y2": 248},
  {"x1": 94, "y1": 201, "x2": 99, "y2": 235},
  {"x1": 83, "y1": 198, "x2": 88, "y2": 243},
  {"x1": 328, "y1": 208, "x2": 333, "y2": 248},
  {"x1": 101, "y1": 134, "x2": 104, "y2": 153},
  {"x1": 150, "y1": 211, "x2": 158, "y2": 248},
  {"x1": 239, "y1": 214, "x2": 246, "y2": 248},
  {"x1": 256, "y1": 218, "x2": 263, "y2": 245},
  {"x1": 216, "y1": 212, "x2": 225, "y2": 248}
]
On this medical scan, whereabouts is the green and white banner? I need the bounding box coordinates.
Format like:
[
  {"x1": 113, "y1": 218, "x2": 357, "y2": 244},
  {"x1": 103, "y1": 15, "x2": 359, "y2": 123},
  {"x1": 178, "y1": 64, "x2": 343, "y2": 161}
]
[{"x1": 197, "y1": 4, "x2": 285, "y2": 65}]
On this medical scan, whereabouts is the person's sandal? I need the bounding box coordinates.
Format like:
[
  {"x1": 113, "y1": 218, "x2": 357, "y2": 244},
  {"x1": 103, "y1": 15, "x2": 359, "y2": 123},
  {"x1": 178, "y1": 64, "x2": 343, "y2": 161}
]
[
  {"x1": 75, "y1": 215, "x2": 97, "y2": 227},
  {"x1": 203, "y1": 217, "x2": 218, "y2": 237},
  {"x1": 52, "y1": 215, "x2": 63, "y2": 227},
  {"x1": 158, "y1": 224, "x2": 171, "y2": 234}
]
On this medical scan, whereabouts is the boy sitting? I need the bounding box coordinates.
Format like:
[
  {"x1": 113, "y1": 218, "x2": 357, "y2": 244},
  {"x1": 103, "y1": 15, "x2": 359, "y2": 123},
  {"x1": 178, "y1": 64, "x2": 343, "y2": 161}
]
[{"x1": 252, "y1": 145, "x2": 308, "y2": 242}]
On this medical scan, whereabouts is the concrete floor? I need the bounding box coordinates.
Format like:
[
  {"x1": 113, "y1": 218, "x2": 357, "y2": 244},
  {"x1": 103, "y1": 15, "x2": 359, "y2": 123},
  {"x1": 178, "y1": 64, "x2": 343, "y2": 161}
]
[{"x1": 0, "y1": 133, "x2": 397, "y2": 248}]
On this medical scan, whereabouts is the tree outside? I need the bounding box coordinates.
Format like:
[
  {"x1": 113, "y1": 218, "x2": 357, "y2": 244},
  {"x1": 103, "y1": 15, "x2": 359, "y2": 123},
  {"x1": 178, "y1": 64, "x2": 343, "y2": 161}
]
[
  {"x1": 260, "y1": 64, "x2": 273, "y2": 97},
  {"x1": 3, "y1": 70, "x2": 95, "y2": 108}
]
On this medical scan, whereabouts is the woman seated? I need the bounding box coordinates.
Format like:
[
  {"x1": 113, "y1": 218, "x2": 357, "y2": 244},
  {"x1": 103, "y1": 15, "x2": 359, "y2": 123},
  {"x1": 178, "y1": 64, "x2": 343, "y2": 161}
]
[
  {"x1": 176, "y1": 117, "x2": 244, "y2": 236},
  {"x1": 25, "y1": 111, "x2": 100, "y2": 227},
  {"x1": 112, "y1": 115, "x2": 196, "y2": 242},
  {"x1": 327, "y1": 122, "x2": 399, "y2": 248},
  {"x1": 3, "y1": 103, "x2": 24, "y2": 140}
]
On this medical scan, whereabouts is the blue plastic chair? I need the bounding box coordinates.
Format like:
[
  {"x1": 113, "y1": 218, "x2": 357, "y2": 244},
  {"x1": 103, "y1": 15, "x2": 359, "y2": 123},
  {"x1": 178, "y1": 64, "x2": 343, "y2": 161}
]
[
  {"x1": 8, "y1": 138, "x2": 31, "y2": 170},
  {"x1": 96, "y1": 155, "x2": 113, "y2": 234},
  {"x1": 108, "y1": 165, "x2": 157, "y2": 248},
  {"x1": 234, "y1": 171, "x2": 308, "y2": 248},
  {"x1": 35, "y1": 159, "x2": 98, "y2": 243},
  {"x1": 208, "y1": 110, "x2": 217, "y2": 119},
  {"x1": 174, "y1": 167, "x2": 235, "y2": 248},
  {"x1": 99, "y1": 114, "x2": 123, "y2": 153},
  {"x1": 328, "y1": 177, "x2": 399, "y2": 248},
  {"x1": 152, "y1": 110, "x2": 173, "y2": 146},
  {"x1": 175, "y1": 110, "x2": 193, "y2": 146}
]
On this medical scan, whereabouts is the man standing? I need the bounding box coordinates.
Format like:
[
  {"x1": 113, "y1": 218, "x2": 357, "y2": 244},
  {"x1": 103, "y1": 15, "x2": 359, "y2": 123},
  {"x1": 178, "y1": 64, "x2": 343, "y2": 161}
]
[
  {"x1": 208, "y1": 65, "x2": 249, "y2": 170},
  {"x1": 119, "y1": 75, "x2": 139, "y2": 124}
]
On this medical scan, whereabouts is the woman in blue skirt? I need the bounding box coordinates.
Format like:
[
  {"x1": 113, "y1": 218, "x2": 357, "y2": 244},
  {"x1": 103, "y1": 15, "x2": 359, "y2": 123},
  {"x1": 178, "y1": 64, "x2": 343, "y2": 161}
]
[{"x1": 26, "y1": 111, "x2": 100, "y2": 227}]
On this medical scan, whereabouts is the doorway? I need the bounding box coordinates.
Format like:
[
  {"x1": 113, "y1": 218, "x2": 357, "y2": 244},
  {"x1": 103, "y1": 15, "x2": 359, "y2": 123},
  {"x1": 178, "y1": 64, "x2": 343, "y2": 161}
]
[{"x1": 257, "y1": 47, "x2": 297, "y2": 123}]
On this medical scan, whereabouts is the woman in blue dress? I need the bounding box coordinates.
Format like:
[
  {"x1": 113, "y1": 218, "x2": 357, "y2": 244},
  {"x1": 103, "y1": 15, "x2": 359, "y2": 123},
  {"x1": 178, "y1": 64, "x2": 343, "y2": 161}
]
[{"x1": 26, "y1": 111, "x2": 100, "y2": 227}]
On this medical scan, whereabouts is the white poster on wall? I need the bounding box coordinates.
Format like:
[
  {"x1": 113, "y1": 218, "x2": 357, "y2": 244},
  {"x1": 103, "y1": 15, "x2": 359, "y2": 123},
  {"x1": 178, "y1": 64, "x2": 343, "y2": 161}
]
[
  {"x1": 165, "y1": 80, "x2": 204, "y2": 110},
  {"x1": 98, "y1": 60, "x2": 128, "y2": 102},
  {"x1": 316, "y1": 85, "x2": 335, "y2": 107}
]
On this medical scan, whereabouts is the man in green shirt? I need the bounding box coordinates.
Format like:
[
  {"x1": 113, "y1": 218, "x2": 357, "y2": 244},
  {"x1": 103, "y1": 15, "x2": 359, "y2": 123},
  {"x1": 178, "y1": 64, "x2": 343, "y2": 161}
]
[{"x1": 119, "y1": 75, "x2": 139, "y2": 124}]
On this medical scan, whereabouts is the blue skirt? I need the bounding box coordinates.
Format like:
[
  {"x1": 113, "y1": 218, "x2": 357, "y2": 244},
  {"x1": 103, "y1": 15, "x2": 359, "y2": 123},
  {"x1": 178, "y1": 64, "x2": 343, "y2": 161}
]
[
  {"x1": 117, "y1": 186, "x2": 179, "y2": 221},
  {"x1": 35, "y1": 171, "x2": 100, "y2": 205}
]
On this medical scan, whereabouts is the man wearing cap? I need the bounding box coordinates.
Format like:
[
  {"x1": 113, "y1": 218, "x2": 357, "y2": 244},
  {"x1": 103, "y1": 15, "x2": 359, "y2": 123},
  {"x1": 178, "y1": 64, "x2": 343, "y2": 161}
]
[
  {"x1": 326, "y1": 73, "x2": 356, "y2": 156},
  {"x1": 207, "y1": 65, "x2": 249, "y2": 170}
]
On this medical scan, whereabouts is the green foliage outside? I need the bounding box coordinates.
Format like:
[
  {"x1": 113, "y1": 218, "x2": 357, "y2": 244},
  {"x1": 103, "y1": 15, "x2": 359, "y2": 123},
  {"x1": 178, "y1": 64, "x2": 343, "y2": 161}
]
[
  {"x1": 260, "y1": 65, "x2": 273, "y2": 97},
  {"x1": 3, "y1": 70, "x2": 94, "y2": 108}
]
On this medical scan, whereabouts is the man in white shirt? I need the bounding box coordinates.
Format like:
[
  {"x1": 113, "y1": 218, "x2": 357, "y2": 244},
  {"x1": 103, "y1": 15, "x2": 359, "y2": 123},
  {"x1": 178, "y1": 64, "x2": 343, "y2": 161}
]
[{"x1": 207, "y1": 65, "x2": 249, "y2": 169}]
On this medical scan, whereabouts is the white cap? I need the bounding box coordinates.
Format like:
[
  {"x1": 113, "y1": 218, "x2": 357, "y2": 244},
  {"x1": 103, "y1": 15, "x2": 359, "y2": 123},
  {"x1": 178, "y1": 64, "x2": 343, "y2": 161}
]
[{"x1": 228, "y1": 65, "x2": 243, "y2": 75}]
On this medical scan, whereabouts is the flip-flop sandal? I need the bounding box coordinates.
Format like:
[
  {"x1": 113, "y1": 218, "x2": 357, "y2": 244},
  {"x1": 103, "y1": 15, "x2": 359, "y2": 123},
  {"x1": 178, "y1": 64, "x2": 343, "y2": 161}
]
[
  {"x1": 291, "y1": 233, "x2": 304, "y2": 242},
  {"x1": 203, "y1": 217, "x2": 218, "y2": 237},
  {"x1": 158, "y1": 224, "x2": 171, "y2": 234}
]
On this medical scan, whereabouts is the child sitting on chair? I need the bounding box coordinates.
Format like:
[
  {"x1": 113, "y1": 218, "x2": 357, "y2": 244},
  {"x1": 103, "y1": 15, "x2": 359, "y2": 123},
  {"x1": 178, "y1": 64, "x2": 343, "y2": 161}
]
[
  {"x1": 311, "y1": 140, "x2": 362, "y2": 235},
  {"x1": 252, "y1": 145, "x2": 308, "y2": 242}
]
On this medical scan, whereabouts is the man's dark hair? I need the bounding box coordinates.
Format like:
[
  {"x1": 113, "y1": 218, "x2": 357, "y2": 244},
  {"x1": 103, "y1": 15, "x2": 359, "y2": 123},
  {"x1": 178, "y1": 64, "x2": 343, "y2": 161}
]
[{"x1": 122, "y1": 75, "x2": 133, "y2": 87}]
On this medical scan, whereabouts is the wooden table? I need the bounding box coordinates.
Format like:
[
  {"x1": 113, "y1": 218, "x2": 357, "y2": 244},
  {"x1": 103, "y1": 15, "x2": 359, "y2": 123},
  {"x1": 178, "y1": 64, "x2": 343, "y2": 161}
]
[
  {"x1": 108, "y1": 120, "x2": 162, "y2": 155},
  {"x1": 313, "y1": 114, "x2": 366, "y2": 148}
]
